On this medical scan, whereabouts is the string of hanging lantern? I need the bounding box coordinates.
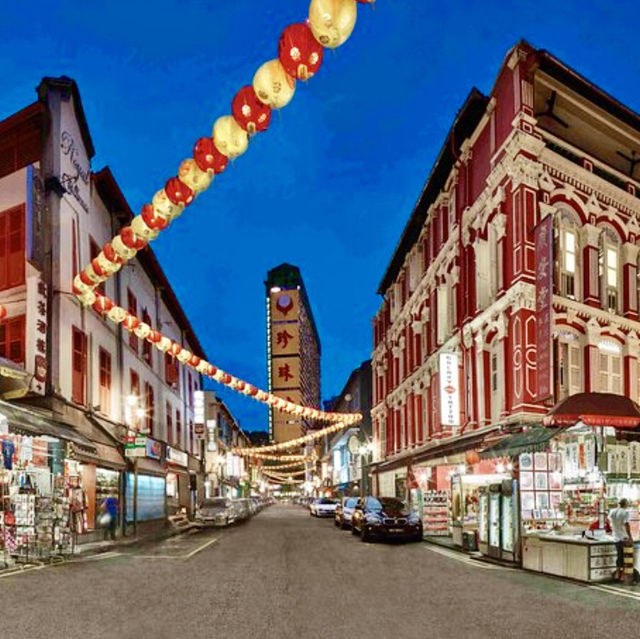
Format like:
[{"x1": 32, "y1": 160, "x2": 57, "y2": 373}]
[
  {"x1": 262, "y1": 460, "x2": 309, "y2": 471},
  {"x1": 231, "y1": 420, "x2": 348, "y2": 455},
  {"x1": 247, "y1": 452, "x2": 316, "y2": 462},
  {"x1": 69, "y1": 0, "x2": 371, "y2": 428},
  {"x1": 263, "y1": 469, "x2": 307, "y2": 480}
]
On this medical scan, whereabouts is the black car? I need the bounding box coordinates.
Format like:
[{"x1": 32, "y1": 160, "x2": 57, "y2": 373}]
[{"x1": 351, "y1": 496, "x2": 423, "y2": 542}]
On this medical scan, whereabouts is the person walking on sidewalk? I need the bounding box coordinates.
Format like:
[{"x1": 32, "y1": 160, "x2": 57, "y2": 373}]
[
  {"x1": 609, "y1": 498, "x2": 633, "y2": 582},
  {"x1": 100, "y1": 492, "x2": 119, "y2": 542}
]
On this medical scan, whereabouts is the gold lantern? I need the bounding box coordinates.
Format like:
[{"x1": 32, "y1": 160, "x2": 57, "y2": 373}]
[
  {"x1": 252, "y1": 59, "x2": 296, "y2": 109},
  {"x1": 308, "y1": 0, "x2": 357, "y2": 49}
]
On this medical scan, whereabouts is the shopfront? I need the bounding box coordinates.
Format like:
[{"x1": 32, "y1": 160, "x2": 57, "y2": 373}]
[
  {"x1": 166, "y1": 446, "x2": 189, "y2": 515},
  {"x1": 0, "y1": 401, "x2": 99, "y2": 562},
  {"x1": 123, "y1": 435, "x2": 166, "y2": 532}
]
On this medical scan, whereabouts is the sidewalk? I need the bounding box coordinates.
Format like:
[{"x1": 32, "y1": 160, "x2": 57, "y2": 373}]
[{"x1": 0, "y1": 518, "x2": 198, "y2": 575}]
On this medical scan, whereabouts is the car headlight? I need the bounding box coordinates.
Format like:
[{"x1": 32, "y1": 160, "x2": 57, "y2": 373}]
[
  {"x1": 407, "y1": 513, "x2": 420, "y2": 524},
  {"x1": 365, "y1": 513, "x2": 382, "y2": 524}
]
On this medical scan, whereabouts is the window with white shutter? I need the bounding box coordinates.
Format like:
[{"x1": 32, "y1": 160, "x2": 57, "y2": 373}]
[
  {"x1": 559, "y1": 340, "x2": 582, "y2": 399},
  {"x1": 475, "y1": 239, "x2": 490, "y2": 310},
  {"x1": 597, "y1": 343, "x2": 622, "y2": 394},
  {"x1": 437, "y1": 285, "x2": 448, "y2": 344}
]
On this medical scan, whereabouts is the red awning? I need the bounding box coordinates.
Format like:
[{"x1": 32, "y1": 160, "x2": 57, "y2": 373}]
[{"x1": 543, "y1": 393, "x2": 640, "y2": 429}]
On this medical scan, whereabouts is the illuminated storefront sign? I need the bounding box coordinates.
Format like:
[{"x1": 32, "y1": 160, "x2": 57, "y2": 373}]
[{"x1": 439, "y1": 353, "x2": 460, "y2": 427}]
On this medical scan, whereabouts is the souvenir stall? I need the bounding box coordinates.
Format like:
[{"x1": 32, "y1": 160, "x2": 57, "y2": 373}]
[
  {"x1": 514, "y1": 394, "x2": 640, "y2": 582},
  {"x1": 1, "y1": 432, "x2": 74, "y2": 565}
]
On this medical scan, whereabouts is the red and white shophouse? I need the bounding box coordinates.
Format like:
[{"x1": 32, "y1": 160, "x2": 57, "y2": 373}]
[{"x1": 370, "y1": 41, "x2": 640, "y2": 572}]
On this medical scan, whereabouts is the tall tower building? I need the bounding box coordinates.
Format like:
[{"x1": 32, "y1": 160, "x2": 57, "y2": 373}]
[{"x1": 266, "y1": 264, "x2": 321, "y2": 443}]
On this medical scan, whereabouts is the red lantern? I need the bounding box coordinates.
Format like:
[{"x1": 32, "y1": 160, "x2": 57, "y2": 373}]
[
  {"x1": 231, "y1": 86, "x2": 272, "y2": 134},
  {"x1": 141, "y1": 203, "x2": 169, "y2": 231},
  {"x1": 93, "y1": 295, "x2": 114, "y2": 314},
  {"x1": 222, "y1": 373, "x2": 232, "y2": 385},
  {"x1": 164, "y1": 177, "x2": 194, "y2": 206},
  {"x1": 278, "y1": 23, "x2": 324, "y2": 80},
  {"x1": 103, "y1": 242, "x2": 124, "y2": 265},
  {"x1": 206, "y1": 364, "x2": 217, "y2": 377},
  {"x1": 188, "y1": 355, "x2": 201, "y2": 368},
  {"x1": 465, "y1": 451, "x2": 480, "y2": 466},
  {"x1": 91, "y1": 258, "x2": 105, "y2": 278},
  {"x1": 193, "y1": 138, "x2": 228, "y2": 175},
  {"x1": 170, "y1": 342, "x2": 182, "y2": 357},
  {"x1": 0, "y1": 305, "x2": 7, "y2": 321},
  {"x1": 147, "y1": 330, "x2": 161, "y2": 344},
  {"x1": 80, "y1": 270, "x2": 95, "y2": 287},
  {"x1": 123, "y1": 313, "x2": 140, "y2": 331},
  {"x1": 120, "y1": 227, "x2": 147, "y2": 251}
]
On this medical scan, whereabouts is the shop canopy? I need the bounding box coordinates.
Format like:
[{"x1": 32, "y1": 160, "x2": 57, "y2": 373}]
[
  {"x1": 0, "y1": 400, "x2": 96, "y2": 452},
  {"x1": 480, "y1": 426, "x2": 562, "y2": 459},
  {"x1": 542, "y1": 393, "x2": 640, "y2": 429}
]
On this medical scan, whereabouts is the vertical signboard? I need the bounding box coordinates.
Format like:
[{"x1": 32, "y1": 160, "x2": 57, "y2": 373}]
[
  {"x1": 439, "y1": 353, "x2": 460, "y2": 427},
  {"x1": 535, "y1": 214, "x2": 553, "y2": 400}
]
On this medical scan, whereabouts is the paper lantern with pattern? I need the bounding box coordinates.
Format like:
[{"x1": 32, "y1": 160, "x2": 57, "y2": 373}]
[
  {"x1": 308, "y1": 0, "x2": 357, "y2": 49},
  {"x1": 278, "y1": 23, "x2": 324, "y2": 80}
]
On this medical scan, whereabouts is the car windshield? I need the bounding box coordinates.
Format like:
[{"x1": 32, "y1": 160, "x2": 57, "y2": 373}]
[
  {"x1": 319, "y1": 498, "x2": 336, "y2": 504},
  {"x1": 202, "y1": 499, "x2": 228, "y2": 508},
  {"x1": 367, "y1": 497, "x2": 407, "y2": 512},
  {"x1": 345, "y1": 498, "x2": 358, "y2": 507}
]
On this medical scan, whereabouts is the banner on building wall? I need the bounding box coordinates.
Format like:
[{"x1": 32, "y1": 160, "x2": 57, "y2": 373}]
[
  {"x1": 535, "y1": 214, "x2": 554, "y2": 401},
  {"x1": 439, "y1": 353, "x2": 460, "y2": 427}
]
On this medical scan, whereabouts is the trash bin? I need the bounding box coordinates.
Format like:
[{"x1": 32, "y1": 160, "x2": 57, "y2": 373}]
[{"x1": 462, "y1": 530, "x2": 477, "y2": 552}]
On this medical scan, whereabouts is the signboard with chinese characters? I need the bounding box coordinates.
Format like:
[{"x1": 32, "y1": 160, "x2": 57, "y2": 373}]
[
  {"x1": 26, "y1": 274, "x2": 48, "y2": 395},
  {"x1": 535, "y1": 214, "x2": 553, "y2": 400},
  {"x1": 271, "y1": 323, "x2": 300, "y2": 356},
  {"x1": 270, "y1": 356, "x2": 300, "y2": 390},
  {"x1": 439, "y1": 353, "x2": 460, "y2": 427},
  {"x1": 166, "y1": 446, "x2": 188, "y2": 467},
  {"x1": 270, "y1": 290, "x2": 300, "y2": 322}
]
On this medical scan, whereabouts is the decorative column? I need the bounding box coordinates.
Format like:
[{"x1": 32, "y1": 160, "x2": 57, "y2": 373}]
[
  {"x1": 474, "y1": 332, "x2": 486, "y2": 427},
  {"x1": 579, "y1": 224, "x2": 601, "y2": 307},
  {"x1": 624, "y1": 332, "x2": 640, "y2": 400},
  {"x1": 585, "y1": 319, "x2": 601, "y2": 392},
  {"x1": 622, "y1": 242, "x2": 639, "y2": 319}
]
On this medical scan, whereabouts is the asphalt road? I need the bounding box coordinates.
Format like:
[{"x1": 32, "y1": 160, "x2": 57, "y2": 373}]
[{"x1": 2, "y1": 504, "x2": 640, "y2": 639}]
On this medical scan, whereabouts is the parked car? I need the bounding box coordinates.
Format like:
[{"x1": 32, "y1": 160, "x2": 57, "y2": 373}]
[
  {"x1": 351, "y1": 496, "x2": 423, "y2": 542},
  {"x1": 310, "y1": 497, "x2": 338, "y2": 517},
  {"x1": 195, "y1": 498, "x2": 235, "y2": 527},
  {"x1": 307, "y1": 498, "x2": 317, "y2": 513},
  {"x1": 334, "y1": 496, "x2": 359, "y2": 529},
  {"x1": 232, "y1": 499, "x2": 251, "y2": 521}
]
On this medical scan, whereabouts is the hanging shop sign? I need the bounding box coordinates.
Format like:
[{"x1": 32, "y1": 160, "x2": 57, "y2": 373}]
[
  {"x1": 146, "y1": 437, "x2": 163, "y2": 460},
  {"x1": 439, "y1": 353, "x2": 460, "y2": 427},
  {"x1": 194, "y1": 390, "x2": 205, "y2": 425},
  {"x1": 167, "y1": 446, "x2": 188, "y2": 467},
  {"x1": 124, "y1": 435, "x2": 147, "y2": 458},
  {"x1": 535, "y1": 214, "x2": 553, "y2": 401},
  {"x1": 26, "y1": 274, "x2": 48, "y2": 394}
]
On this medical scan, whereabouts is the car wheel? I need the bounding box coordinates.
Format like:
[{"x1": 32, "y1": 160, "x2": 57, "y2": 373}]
[
  {"x1": 351, "y1": 524, "x2": 359, "y2": 535},
  {"x1": 334, "y1": 518, "x2": 340, "y2": 527},
  {"x1": 361, "y1": 528, "x2": 371, "y2": 543}
]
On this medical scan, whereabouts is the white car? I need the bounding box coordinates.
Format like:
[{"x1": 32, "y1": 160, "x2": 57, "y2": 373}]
[{"x1": 310, "y1": 498, "x2": 338, "y2": 517}]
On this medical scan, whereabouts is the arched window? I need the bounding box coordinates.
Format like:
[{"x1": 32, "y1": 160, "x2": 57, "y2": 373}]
[
  {"x1": 556, "y1": 207, "x2": 580, "y2": 300},
  {"x1": 599, "y1": 225, "x2": 621, "y2": 313}
]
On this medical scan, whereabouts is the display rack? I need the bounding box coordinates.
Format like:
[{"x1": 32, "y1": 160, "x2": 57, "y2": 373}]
[{"x1": 422, "y1": 490, "x2": 451, "y2": 536}]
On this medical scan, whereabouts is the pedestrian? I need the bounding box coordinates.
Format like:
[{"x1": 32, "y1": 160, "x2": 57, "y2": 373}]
[
  {"x1": 608, "y1": 498, "x2": 633, "y2": 582},
  {"x1": 100, "y1": 492, "x2": 119, "y2": 541}
]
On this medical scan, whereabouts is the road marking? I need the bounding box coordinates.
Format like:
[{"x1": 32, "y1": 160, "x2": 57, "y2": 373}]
[
  {"x1": 134, "y1": 535, "x2": 220, "y2": 560},
  {"x1": 588, "y1": 583, "x2": 640, "y2": 601},
  {"x1": 423, "y1": 544, "x2": 513, "y2": 571}
]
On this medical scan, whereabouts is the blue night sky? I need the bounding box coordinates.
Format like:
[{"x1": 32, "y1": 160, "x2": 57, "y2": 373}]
[{"x1": 2, "y1": 1, "x2": 639, "y2": 431}]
